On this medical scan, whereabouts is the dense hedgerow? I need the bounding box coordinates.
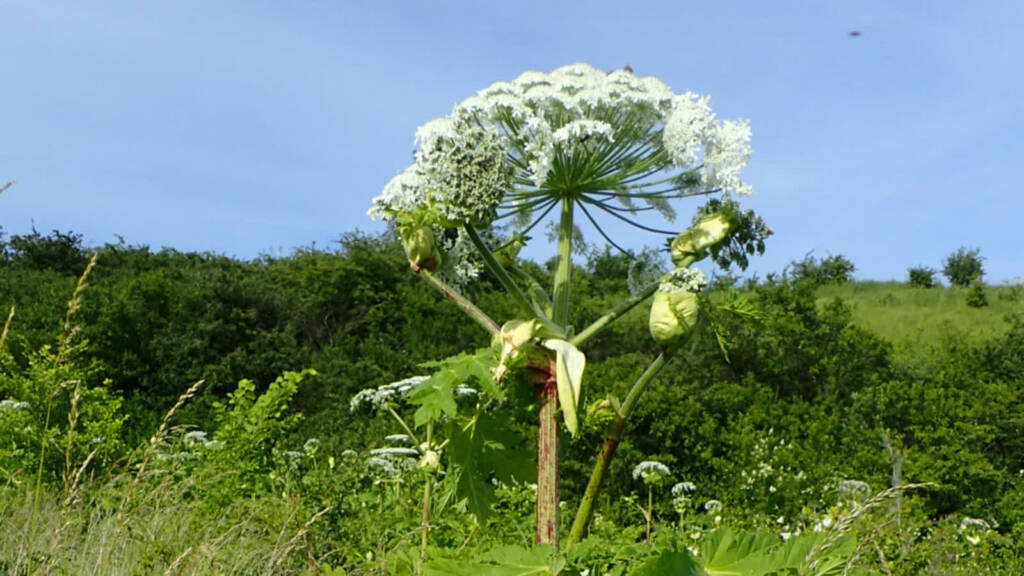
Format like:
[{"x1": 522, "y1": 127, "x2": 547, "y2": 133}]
[{"x1": 1, "y1": 230, "x2": 1022, "y2": 573}]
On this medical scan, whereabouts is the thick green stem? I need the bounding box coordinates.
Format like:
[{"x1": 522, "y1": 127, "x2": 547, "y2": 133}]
[
  {"x1": 417, "y1": 269, "x2": 499, "y2": 336},
  {"x1": 567, "y1": 353, "x2": 671, "y2": 546},
  {"x1": 536, "y1": 197, "x2": 575, "y2": 549},
  {"x1": 571, "y1": 283, "x2": 657, "y2": 347},
  {"x1": 552, "y1": 198, "x2": 574, "y2": 328},
  {"x1": 463, "y1": 224, "x2": 552, "y2": 327},
  {"x1": 570, "y1": 255, "x2": 695, "y2": 348}
]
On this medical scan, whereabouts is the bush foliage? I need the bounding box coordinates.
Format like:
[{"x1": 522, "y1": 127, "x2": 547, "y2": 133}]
[
  {"x1": 1, "y1": 230, "x2": 1022, "y2": 574},
  {"x1": 943, "y1": 246, "x2": 985, "y2": 287}
]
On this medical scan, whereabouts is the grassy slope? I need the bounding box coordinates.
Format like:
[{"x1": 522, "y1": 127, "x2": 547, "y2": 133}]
[{"x1": 816, "y1": 281, "x2": 1024, "y2": 354}]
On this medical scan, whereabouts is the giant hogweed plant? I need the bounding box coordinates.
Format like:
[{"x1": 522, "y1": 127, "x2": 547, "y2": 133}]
[{"x1": 366, "y1": 63, "x2": 770, "y2": 553}]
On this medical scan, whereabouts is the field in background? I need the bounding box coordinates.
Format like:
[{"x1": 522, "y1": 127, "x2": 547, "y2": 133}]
[{"x1": 819, "y1": 281, "x2": 1024, "y2": 354}]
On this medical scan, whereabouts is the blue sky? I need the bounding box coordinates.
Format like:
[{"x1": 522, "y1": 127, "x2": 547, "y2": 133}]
[{"x1": 2, "y1": 1, "x2": 1021, "y2": 281}]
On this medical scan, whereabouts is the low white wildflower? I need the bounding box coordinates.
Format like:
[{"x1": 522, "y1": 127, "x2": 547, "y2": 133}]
[
  {"x1": 959, "y1": 517, "x2": 991, "y2": 546},
  {"x1": 837, "y1": 479, "x2": 871, "y2": 503},
  {"x1": 281, "y1": 450, "x2": 304, "y2": 462},
  {"x1": 384, "y1": 434, "x2": 411, "y2": 444},
  {"x1": 453, "y1": 384, "x2": 478, "y2": 397},
  {"x1": 341, "y1": 449, "x2": 358, "y2": 458},
  {"x1": 370, "y1": 447, "x2": 420, "y2": 457},
  {"x1": 183, "y1": 430, "x2": 208, "y2": 445},
  {"x1": 350, "y1": 375, "x2": 429, "y2": 411},
  {"x1": 671, "y1": 481, "x2": 697, "y2": 497},
  {"x1": 367, "y1": 457, "x2": 397, "y2": 475},
  {"x1": 303, "y1": 438, "x2": 320, "y2": 457},
  {"x1": 959, "y1": 517, "x2": 991, "y2": 531},
  {"x1": 704, "y1": 499, "x2": 723, "y2": 513},
  {"x1": 633, "y1": 460, "x2": 671, "y2": 485},
  {"x1": 0, "y1": 399, "x2": 30, "y2": 411}
]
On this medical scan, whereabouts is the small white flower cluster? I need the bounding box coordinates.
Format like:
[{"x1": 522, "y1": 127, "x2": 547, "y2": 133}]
[
  {"x1": 703, "y1": 499, "x2": 723, "y2": 513},
  {"x1": 370, "y1": 447, "x2": 419, "y2": 457},
  {"x1": 658, "y1": 267, "x2": 707, "y2": 294},
  {"x1": 671, "y1": 481, "x2": 697, "y2": 497},
  {"x1": 632, "y1": 460, "x2": 671, "y2": 484},
  {"x1": 303, "y1": 438, "x2": 320, "y2": 457},
  {"x1": 366, "y1": 451, "x2": 418, "y2": 476},
  {"x1": 671, "y1": 481, "x2": 697, "y2": 510},
  {"x1": 371, "y1": 120, "x2": 512, "y2": 226},
  {"x1": 349, "y1": 375, "x2": 429, "y2": 412},
  {"x1": 0, "y1": 399, "x2": 30, "y2": 411},
  {"x1": 837, "y1": 479, "x2": 871, "y2": 504},
  {"x1": 959, "y1": 517, "x2": 992, "y2": 546},
  {"x1": 383, "y1": 434, "x2": 411, "y2": 444},
  {"x1": 627, "y1": 248, "x2": 668, "y2": 296},
  {"x1": 183, "y1": 430, "x2": 208, "y2": 444}
]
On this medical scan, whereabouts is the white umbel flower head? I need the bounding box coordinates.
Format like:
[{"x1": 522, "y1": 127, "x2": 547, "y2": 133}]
[
  {"x1": 370, "y1": 63, "x2": 758, "y2": 284},
  {"x1": 350, "y1": 375, "x2": 429, "y2": 412},
  {"x1": 632, "y1": 460, "x2": 671, "y2": 485},
  {"x1": 671, "y1": 481, "x2": 697, "y2": 497},
  {"x1": 0, "y1": 399, "x2": 30, "y2": 411}
]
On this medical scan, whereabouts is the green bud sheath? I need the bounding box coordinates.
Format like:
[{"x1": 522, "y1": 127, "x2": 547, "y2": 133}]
[
  {"x1": 401, "y1": 225, "x2": 441, "y2": 271},
  {"x1": 649, "y1": 289, "x2": 699, "y2": 348},
  {"x1": 670, "y1": 211, "x2": 734, "y2": 267}
]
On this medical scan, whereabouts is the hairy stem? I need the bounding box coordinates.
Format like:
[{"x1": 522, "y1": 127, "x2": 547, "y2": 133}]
[
  {"x1": 567, "y1": 353, "x2": 671, "y2": 545},
  {"x1": 536, "y1": 197, "x2": 575, "y2": 548},
  {"x1": 536, "y1": 357, "x2": 560, "y2": 546}
]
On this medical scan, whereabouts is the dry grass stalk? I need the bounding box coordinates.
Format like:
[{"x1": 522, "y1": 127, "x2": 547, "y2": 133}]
[
  {"x1": 117, "y1": 378, "x2": 205, "y2": 525},
  {"x1": 0, "y1": 305, "x2": 13, "y2": 352}
]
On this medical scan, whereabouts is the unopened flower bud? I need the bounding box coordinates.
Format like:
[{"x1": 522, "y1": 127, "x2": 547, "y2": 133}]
[
  {"x1": 400, "y1": 225, "x2": 441, "y2": 271},
  {"x1": 419, "y1": 449, "x2": 440, "y2": 469},
  {"x1": 649, "y1": 289, "x2": 699, "y2": 348},
  {"x1": 671, "y1": 211, "x2": 734, "y2": 266}
]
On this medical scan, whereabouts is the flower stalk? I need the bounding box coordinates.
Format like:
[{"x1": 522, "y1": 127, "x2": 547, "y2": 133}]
[
  {"x1": 417, "y1": 268, "x2": 500, "y2": 336},
  {"x1": 568, "y1": 352, "x2": 671, "y2": 545}
]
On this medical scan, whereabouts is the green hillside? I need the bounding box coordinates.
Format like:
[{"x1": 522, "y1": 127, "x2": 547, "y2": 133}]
[{"x1": 818, "y1": 281, "x2": 1024, "y2": 353}]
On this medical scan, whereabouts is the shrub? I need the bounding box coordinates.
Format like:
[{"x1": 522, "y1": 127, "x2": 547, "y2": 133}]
[
  {"x1": 966, "y1": 281, "x2": 989, "y2": 308},
  {"x1": 908, "y1": 266, "x2": 937, "y2": 288},
  {"x1": 790, "y1": 252, "x2": 855, "y2": 285},
  {"x1": 942, "y1": 247, "x2": 984, "y2": 288}
]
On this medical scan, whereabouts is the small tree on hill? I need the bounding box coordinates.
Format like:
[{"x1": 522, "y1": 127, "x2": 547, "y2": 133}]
[
  {"x1": 907, "y1": 266, "x2": 937, "y2": 288},
  {"x1": 942, "y1": 247, "x2": 984, "y2": 288},
  {"x1": 791, "y1": 252, "x2": 855, "y2": 285}
]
